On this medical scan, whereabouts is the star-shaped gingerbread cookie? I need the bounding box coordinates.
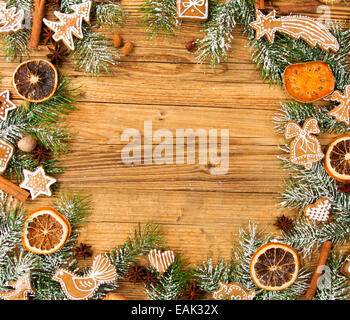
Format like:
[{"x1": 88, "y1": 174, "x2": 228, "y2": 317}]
[
  {"x1": 20, "y1": 166, "x2": 56, "y2": 200},
  {"x1": 249, "y1": 10, "x2": 280, "y2": 43},
  {"x1": 0, "y1": 90, "x2": 17, "y2": 121}
]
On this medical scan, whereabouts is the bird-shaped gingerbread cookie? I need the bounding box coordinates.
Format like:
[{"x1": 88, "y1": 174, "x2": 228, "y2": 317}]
[
  {"x1": 0, "y1": 273, "x2": 35, "y2": 300},
  {"x1": 52, "y1": 254, "x2": 118, "y2": 300}
]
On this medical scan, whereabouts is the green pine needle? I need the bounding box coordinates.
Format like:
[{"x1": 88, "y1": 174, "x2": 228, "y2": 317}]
[
  {"x1": 72, "y1": 30, "x2": 119, "y2": 77},
  {"x1": 139, "y1": 0, "x2": 179, "y2": 39}
]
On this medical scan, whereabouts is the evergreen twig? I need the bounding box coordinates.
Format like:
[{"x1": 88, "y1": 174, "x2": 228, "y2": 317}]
[{"x1": 139, "y1": 0, "x2": 179, "y2": 39}]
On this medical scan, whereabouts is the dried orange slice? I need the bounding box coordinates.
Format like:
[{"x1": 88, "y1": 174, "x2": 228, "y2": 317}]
[
  {"x1": 13, "y1": 59, "x2": 58, "y2": 103},
  {"x1": 22, "y1": 207, "x2": 71, "y2": 255},
  {"x1": 324, "y1": 135, "x2": 350, "y2": 183},
  {"x1": 283, "y1": 61, "x2": 335, "y2": 103},
  {"x1": 250, "y1": 242, "x2": 300, "y2": 291}
]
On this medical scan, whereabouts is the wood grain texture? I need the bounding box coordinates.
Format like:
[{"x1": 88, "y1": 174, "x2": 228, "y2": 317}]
[{"x1": 5, "y1": 0, "x2": 350, "y2": 300}]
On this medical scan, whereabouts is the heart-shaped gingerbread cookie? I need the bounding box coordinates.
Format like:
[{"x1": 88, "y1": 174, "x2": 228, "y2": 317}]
[
  {"x1": 148, "y1": 249, "x2": 175, "y2": 274},
  {"x1": 304, "y1": 198, "x2": 331, "y2": 222}
]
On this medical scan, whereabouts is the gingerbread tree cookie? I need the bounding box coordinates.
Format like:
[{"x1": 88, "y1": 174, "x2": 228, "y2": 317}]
[
  {"x1": 0, "y1": 138, "x2": 14, "y2": 173},
  {"x1": 20, "y1": 166, "x2": 56, "y2": 200},
  {"x1": 177, "y1": 0, "x2": 208, "y2": 21},
  {"x1": 0, "y1": 3, "x2": 24, "y2": 34},
  {"x1": 285, "y1": 118, "x2": 324, "y2": 170},
  {"x1": 327, "y1": 85, "x2": 350, "y2": 126},
  {"x1": 250, "y1": 10, "x2": 339, "y2": 52},
  {"x1": 0, "y1": 90, "x2": 17, "y2": 121},
  {"x1": 43, "y1": 1, "x2": 92, "y2": 51}
]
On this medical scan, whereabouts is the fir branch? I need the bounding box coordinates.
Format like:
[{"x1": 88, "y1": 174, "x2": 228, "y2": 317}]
[
  {"x1": 231, "y1": 222, "x2": 310, "y2": 300},
  {"x1": 196, "y1": 0, "x2": 237, "y2": 67},
  {"x1": 139, "y1": 0, "x2": 179, "y2": 39},
  {"x1": 230, "y1": 221, "x2": 274, "y2": 291},
  {"x1": 0, "y1": 0, "x2": 33, "y2": 61},
  {"x1": 0, "y1": 200, "x2": 25, "y2": 265},
  {"x1": 6, "y1": 152, "x2": 64, "y2": 183},
  {"x1": 195, "y1": 222, "x2": 310, "y2": 300},
  {"x1": 196, "y1": 0, "x2": 350, "y2": 88},
  {"x1": 33, "y1": 191, "x2": 92, "y2": 300},
  {"x1": 314, "y1": 253, "x2": 350, "y2": 300},
  {"x1": 72, "y1": 30, "x2": 119, "y2": 77},
  {"x1": 108, "y1": 223, "x2": 164, "y2": 278},
  {"x1": 25, "y1": 76, "x2": 80, "y2": 124},
  {"x1": 0, "y1": 249, "x2": 38, "y2": 290},
  {"x1": 195, "y1": 258, "x2": 234, "y2": 294},
  {"x1": 94, "y1": 1, "x2": 126, "y2": 29},
  {"x1": 146, "y1": 255, "x2": 193, "y2": 300},
  {"x1": 0, "y1": 29, "x2": 30, "y2": 61},
  {"x1": 27, "y1": 123, "x2": 73, "y2": 156},
  {"x1": 282, "y1": 217, "x2": 350, "y2": 258},
  {"x1": 273, "y1": 101, "x2": 350, "y2": 135},
  {"x1": 0, "y1": 76, "x2": 79, "y2": 181}
]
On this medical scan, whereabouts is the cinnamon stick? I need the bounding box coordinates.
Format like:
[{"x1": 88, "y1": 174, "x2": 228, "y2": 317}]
[
  {"x1": 29, "y1": 0, "x2": 47, "y2": 48},
  {"x1": 254, "y1": 0, "x2": 265, "y2": 10},
  {"x1": 305, "y1": 241, "x2": 332, "y2": 300},
  {"x1": 0, "y1": 176, "x2": 29, "y2": 202}
]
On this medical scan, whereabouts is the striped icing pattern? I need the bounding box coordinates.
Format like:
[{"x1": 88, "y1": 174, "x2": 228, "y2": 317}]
[
  {"x1": 279, "y1": 16, "x2": 339, "y2": 52},
  {"x1": 148, "y1": 249, "x2": 175, "y2": 274},
  {"x1": 250, "y1": 10, "x2": 339, "y2": 53}
]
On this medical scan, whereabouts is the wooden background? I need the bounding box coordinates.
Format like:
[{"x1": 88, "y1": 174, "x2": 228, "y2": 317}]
[{"x1": 4, "y1": 0, "x2": 350, "y2": 299}]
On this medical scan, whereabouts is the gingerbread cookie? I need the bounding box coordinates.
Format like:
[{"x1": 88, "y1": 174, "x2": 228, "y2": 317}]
[
  {"x1": 250, "y1": 10, "x2": 339, "y2": 52},
  {"x1": 0, "y1": 138, "x2": 14, "y2": 173},
  {"x1": 19, "y1": 166, "x2": 56, "y2": 200},
  {"x1": 304, "y1": 198, "x2": 331, "y2": 222},
  {"x1": 213, "y1": 282, "x2": 256, "y2": 300},
  {"x1": 148, "y1": 249, "x2": 175, "y2": 274},
  {"x1": 0, "y1": 273, "x2": 35, "y2": 300},
  {"x1": 327, "y1": 85, "x2": 350, "y2": 126},
  {"x1": 285, "y1": 118, "x2": 324, "y2": 170},
  {"x1": 43, "y1": 1, "x2": 92, "y2": 51},
  {"x1": 0, "y1": 90, "x2": 17, "y2": 121},
  {"x1": 53, "y1": 254, "x2": 118, "y2": 300},
  {"x1": 176, "y1": 0, "x2": 208, "y2": 21},
  {"x1": 0, "y1": 3, "x2": 24, "y2": 34}
]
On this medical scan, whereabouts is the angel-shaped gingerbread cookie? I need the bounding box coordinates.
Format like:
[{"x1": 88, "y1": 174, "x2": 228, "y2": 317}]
[
  {"x1": 285, "y1": 117, "x2": 324, "y2": 169},
  {"x1": 327, "y1": 85, "x2": 350, "y2": 126}
]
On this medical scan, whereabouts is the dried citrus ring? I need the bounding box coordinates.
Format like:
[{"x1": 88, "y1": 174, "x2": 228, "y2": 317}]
[
  {"x1": 324, "y1": 135, "x2": 350, "y2": 183},
  {"x1": 283, "y1": 61, "x2": 335, "y2": 103},
  {"x1": 250, "y1": 242, "x2": 300, "y2": 291},
  {"x1": 13, "y1": 59, "x2": 58, "y2": 103},
  {"x1": 22, "y1": 207, "x2": 71, "y2": 255}
]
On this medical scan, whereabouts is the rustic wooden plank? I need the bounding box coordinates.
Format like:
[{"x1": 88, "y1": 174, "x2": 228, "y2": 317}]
[{"x1": 4, "y1": 0, "x2": 350, "y2": 300}]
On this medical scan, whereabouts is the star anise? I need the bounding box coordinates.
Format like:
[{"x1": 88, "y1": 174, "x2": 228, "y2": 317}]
[
  {"x1": 183, "y1": 281, "x2": 204, "y2": 300},
  {"x1": 74, "y1": 243, "x2": 92, "y2": 259},
  {"x1": 126, "y1": 264, "x2": 148, "y2": 283},
  {"x1": 274, "y1": 214, "x2": 294, "y2": 232},
  {"x1": 30, "y1": 144, "x2": 50, "y2": 164},
  {"x1": 338, "y1": 183, "x2": 350, "y2": 193},
  {"x1": 47, "y1": 42, "x2": 68, "y2": 66},
  {"x1": 143, "y1": 269, "x2": 159, "y2": 287},
  {"x1": 42, "y1": 26, "x2": 55, "y2": 45}
]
